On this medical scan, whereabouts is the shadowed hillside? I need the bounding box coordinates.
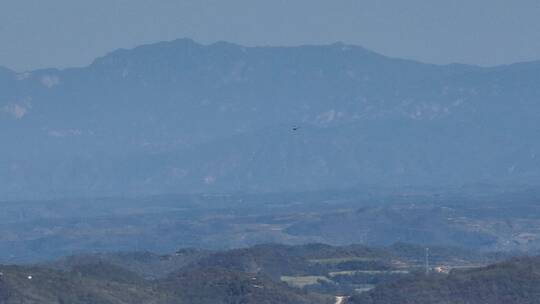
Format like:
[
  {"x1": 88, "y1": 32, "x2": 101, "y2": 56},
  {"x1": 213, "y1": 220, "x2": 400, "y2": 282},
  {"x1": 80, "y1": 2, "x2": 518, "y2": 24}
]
[
  {"x1": 349, "y1": 257, "x2": 540, "y2": 304},
  {"x1": 159, "y1": 267, "x2": 332, "y2": 304},
  {"x1": 0, "y1": 261, "x2": 331, "y2": 304},
  {"x1": 0, "y1": 243, "x2": 522, "y2": 303}
]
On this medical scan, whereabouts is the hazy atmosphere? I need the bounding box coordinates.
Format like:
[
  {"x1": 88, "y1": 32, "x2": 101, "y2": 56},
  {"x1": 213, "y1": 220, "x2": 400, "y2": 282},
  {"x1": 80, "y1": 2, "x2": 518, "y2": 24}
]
[
  {"x1": 2, "y1": 0, "x2": 540, "y2": 71},
  {"x1": 1, "y1": 2, "x2": 540, "y2": 304}
]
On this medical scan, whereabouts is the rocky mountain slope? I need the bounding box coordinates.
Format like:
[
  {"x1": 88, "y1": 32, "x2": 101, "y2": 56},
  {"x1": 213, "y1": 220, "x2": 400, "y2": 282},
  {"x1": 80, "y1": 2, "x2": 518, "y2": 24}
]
[{"x1": 1, "y1": 39, "x2": 540, "y2": 199}]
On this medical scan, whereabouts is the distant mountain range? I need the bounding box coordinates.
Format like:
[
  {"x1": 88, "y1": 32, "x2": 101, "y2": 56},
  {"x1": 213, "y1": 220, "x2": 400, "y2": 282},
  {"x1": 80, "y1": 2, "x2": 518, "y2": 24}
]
[{"x1": 1, "y1": 39, "x2": 539, "y2": 199}]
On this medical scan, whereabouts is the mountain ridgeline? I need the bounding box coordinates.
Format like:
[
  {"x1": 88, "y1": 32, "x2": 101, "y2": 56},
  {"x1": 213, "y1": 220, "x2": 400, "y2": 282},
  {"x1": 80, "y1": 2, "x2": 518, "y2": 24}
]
[{"x1": 1, "y1": 39, "x2": 539, "y2": 198}]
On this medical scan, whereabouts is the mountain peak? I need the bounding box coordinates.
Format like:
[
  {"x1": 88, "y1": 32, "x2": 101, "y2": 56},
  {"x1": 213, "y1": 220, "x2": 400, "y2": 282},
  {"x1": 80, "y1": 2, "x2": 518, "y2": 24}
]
[
  {"x1": 2, "y1": 38, "x2": 540, "y2": 199},
  {"x1": 89, "y1": 38, "x2": 385, "y2": 70}
]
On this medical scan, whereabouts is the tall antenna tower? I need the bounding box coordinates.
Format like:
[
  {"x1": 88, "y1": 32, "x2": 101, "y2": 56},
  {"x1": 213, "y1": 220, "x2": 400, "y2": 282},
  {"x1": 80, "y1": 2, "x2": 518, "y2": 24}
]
[{"x1": 425, "y1": 247, "x2": 430, "y2": 274}]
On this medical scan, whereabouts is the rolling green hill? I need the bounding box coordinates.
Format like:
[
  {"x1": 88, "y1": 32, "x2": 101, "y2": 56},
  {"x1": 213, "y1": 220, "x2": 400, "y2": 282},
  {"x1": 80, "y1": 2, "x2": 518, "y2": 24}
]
[
  {"x1": 0, "y1": 264, "x2": 167, "y2": 304},
  {"x1": 48, "y1": 243, "x2": 505, "y2": 297},
  {"x1": 159, "y1": 267, "x2": 332, "y2": 304},
  {"x1": 349, "y1": 257, "x2": 540, "y2": 304},
  {"x1": 0, "y1": 262, "x2": 331, "y2": 304},
  {"x1": 0, "y1": 243, "x2": 526, "y2": 303}
]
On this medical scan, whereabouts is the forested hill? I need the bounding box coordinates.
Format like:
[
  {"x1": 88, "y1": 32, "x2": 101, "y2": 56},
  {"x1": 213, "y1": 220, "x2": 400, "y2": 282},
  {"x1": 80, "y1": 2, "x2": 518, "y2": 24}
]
[
  {"x1": 0, "y1": 263, "x2": 331, "y2": 304},
  {"x1": 349, "y1": 257, "x2": 540, "y2": 304}
]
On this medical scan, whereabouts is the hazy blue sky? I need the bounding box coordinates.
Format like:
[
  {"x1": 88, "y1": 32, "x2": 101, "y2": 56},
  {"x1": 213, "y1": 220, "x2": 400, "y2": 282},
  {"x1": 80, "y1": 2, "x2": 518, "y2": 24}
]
[{"x1": 1, "y1": 0, "x2": 540, "y2": 71}]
